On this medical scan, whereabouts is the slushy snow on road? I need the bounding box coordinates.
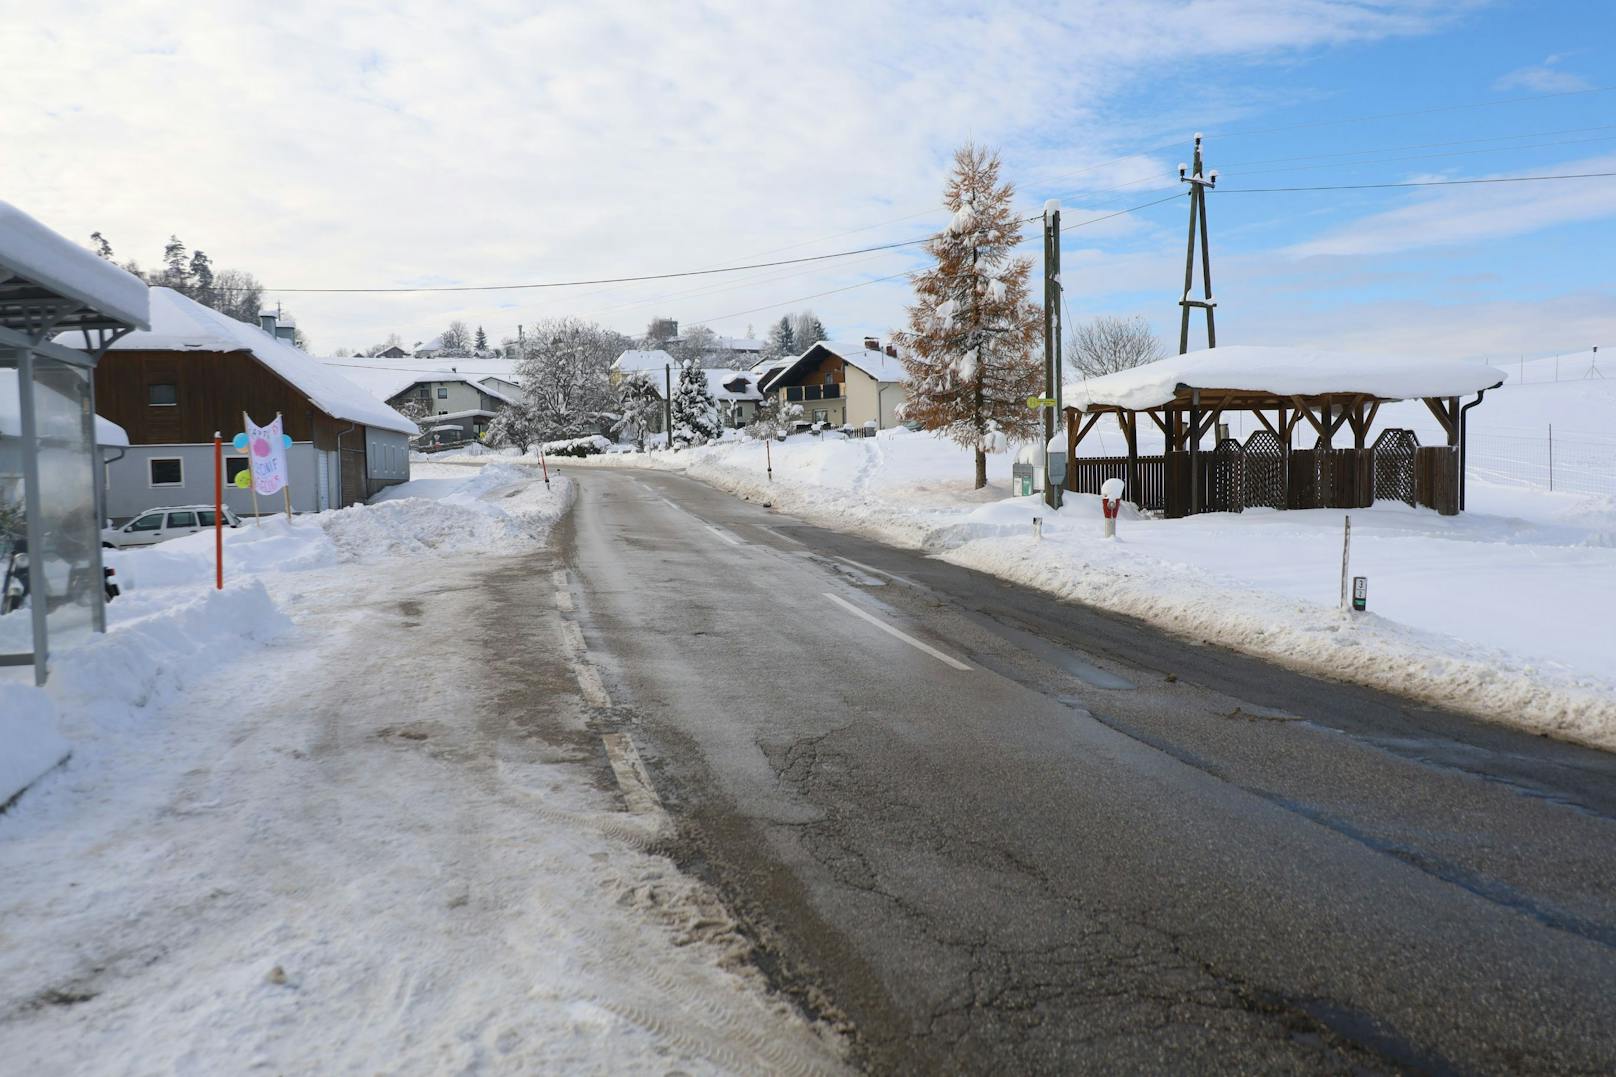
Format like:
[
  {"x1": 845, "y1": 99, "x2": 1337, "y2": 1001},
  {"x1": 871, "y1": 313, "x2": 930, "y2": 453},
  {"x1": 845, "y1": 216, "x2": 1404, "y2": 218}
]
[{"x1": 0, "y1": 460, "x2": 845, "y2": 1074}]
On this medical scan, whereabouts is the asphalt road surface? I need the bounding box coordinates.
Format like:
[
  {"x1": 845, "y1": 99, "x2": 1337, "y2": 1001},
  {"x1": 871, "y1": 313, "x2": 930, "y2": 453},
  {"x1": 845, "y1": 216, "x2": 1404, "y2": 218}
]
[{"x1": 557, "y1": 464, "x2": 1616, "y2": 1075}]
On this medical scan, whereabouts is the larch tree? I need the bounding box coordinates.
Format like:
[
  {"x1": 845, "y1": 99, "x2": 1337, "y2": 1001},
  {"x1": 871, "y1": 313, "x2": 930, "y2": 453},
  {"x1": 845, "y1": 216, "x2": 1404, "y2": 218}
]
[{"x1": 894, "y1": 142, "x2": 1042, "y2": 489}]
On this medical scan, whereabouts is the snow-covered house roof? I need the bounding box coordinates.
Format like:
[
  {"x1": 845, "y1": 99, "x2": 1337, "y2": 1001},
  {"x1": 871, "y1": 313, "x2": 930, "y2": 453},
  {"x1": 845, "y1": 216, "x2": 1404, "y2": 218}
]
[
  {"x1": 1063, "y1": 345, "x2": 1507, "y2": 412},
  {"x1": 0, "y1": 373, "x2": 129, "y2": 446},
  {"x1": 613, "y1": 349, "x2": 676, "y2": 373},
  {"x1": 0, "y1": 201, "x2": 149, "y2": 334},
  {"x1": 109, "y1": 288, "x2": 418, "y2": 435},
  {"x1": 313, "y1": 359, "x2": 523, "y2": 407},
  {"x1": 648, "y1": 369, "x2": 763, "y2": 401},
  {"x1": 758, "y1": 339, "x2": 905, "y2": 393}
]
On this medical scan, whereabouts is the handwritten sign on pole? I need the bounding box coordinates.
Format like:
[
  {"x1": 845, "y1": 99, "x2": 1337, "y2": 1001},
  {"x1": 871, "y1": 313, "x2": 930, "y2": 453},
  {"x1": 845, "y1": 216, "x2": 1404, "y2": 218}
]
[{"x1": 243, "y1": 412, "x2": 289, "y2": 497}]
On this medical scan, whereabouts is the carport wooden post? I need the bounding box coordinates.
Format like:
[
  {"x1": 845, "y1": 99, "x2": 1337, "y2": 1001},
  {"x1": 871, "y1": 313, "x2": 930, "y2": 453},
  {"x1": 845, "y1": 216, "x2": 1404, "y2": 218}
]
[{"x1": 1124, "y1": 411, "x2": 1140, "y2": 507}]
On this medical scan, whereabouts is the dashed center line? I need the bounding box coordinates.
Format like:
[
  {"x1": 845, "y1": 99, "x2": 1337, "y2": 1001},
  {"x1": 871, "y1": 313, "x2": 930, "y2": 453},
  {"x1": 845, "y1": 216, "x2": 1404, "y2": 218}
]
[
  {"x1": 822, "y1": 592, "x2": 972, "y2": 671},
  {"x1": 703, "y1": 523, "x2": 743, "y2": 546}
]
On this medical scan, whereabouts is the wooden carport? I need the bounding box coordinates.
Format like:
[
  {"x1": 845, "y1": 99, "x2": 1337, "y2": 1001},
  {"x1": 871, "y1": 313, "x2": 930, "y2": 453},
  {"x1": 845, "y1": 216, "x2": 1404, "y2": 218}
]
[{"x1": 1062, "y1": 346, "x2": 1506, "y2": 517}]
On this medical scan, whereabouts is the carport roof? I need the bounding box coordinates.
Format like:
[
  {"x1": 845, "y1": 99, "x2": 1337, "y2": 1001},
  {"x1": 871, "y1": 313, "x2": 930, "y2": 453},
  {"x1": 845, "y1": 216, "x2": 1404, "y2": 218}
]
[{"x1": 0, "y1": 201, "x2": 149, "y2": 334}]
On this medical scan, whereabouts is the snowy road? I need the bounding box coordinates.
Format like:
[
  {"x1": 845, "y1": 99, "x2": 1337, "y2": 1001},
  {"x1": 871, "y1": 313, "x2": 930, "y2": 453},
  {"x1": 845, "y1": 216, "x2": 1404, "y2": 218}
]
[
  {"x1": 562, "y1": 464, "x2": 1616, "y2": 1074},
  {"x1": 0, "y1": 470, "x2": 844, "y2": 1074}
]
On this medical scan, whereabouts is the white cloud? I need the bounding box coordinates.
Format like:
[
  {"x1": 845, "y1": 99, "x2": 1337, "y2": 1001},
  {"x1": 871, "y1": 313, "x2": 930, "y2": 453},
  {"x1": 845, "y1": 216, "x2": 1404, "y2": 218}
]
[
  {"x1": 1284, "y1": 153, "x2": 1616, "y2": 258},
  {"x1": 1494, "y1": 56, "x2": 1592, "y2": 94},
  {"x1": 8, "y1": 1, "x2": 1467, "y2": 348}
]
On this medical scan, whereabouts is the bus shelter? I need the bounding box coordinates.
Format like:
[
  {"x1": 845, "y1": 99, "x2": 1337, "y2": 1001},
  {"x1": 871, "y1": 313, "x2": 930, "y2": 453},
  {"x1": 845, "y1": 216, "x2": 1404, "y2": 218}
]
[
  {"x1": 0, "y1": 202, "x2": 149, "y2": 684},
  {"x1": 1063, "y1": 345, "x2": 1506, "y2": 518}
]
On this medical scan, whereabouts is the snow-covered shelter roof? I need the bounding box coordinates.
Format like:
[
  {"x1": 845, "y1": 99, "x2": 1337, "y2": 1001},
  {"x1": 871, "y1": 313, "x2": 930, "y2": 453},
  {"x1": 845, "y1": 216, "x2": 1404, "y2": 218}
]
[
  {"x1": 0, "y1": 201, "x2": 149, "y2": 334},
  {"x1": 613, "y1": 348, "x2": 675, "y2": 373},
  {"x1": 1064, "y1": 345, "x2": 1508, "y2": 412},
  {"x1": 758, "y1": 339, "x2": 905, "y2": 392},
  {"x1": 108, "y1": 288, "x2": 418, "y2": 435}
]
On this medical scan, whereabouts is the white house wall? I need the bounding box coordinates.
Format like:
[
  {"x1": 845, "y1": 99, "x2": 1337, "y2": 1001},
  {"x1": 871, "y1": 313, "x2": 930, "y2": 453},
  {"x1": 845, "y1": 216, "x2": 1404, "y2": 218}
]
[{"x1": 105, "y1": 442, "x2": 325, "y2": 521}]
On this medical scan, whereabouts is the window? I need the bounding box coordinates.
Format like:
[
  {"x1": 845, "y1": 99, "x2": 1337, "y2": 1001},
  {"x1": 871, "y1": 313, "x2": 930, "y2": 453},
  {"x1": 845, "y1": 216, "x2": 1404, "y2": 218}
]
[
  {"x1": 812, "y1": 409, "x2": 829, "y2": 423},
  {"x1": 437, "y1": 386, "x2": 449, "y2": 399},
  {"x1": 148, "y1": 383, "x2": 178, "y2": 406},
  {"x1": 128, "y1": 513, "x2": 163, "y2": 532},
  {"x1": 225, "y1": 457, "x2": 249, "y2": 484},
  {"x1": 197, "y1": 511, "x2": 218, "y2": 527},
  {"x1": 166, "y1": 511, "x2": 197, "y2": 528},
  {"x1": 149, "y1": 457, "x2": 183, "y2": 486}
]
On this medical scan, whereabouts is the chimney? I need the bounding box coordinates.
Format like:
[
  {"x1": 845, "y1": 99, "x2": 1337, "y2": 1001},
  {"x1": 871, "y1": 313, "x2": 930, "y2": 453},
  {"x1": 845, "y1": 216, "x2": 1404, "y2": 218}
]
[
  {"x1": 259, "y1": 312, "x2": 277, "y2": 335},
  {"x1": 863, "y1": 336, "x2": 880, "y2": 351},
  {"x1": 884, "y1": 344, "x2": 897, "y2": 357}
]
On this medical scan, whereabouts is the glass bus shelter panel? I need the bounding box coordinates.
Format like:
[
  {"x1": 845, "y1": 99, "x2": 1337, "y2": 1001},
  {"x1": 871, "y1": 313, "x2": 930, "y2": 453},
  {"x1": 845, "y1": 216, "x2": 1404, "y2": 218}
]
[
  {"x1": 30, "y1": 356, "x2": 101, "y2": 648},
  {"x1": 0, "y1": 358, "x2": 32, "y2": 657}
]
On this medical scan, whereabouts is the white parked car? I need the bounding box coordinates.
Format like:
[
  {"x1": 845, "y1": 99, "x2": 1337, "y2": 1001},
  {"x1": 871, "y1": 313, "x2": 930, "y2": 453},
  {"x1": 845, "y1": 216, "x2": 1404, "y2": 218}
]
[{"x1": 102, "y1": 505, "x2": 243, "y2": 549}]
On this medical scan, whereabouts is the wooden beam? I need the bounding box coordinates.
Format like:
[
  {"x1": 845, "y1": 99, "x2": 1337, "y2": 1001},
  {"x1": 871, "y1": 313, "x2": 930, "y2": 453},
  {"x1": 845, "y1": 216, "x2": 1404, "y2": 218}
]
[
  {"x1": 1251, "y1": 409, "x2": 1280, "y2": 439},
  {"x1": 1196, "y1": 406, "x2": 1225, "y2": 441},
  {"x1": 1145, "y1": 409, "x2": 1169, "y2": 437},
  {"x1": 1289, "y1": 395, "x2": 1328, "y2": 440},
  {"x1": 1422, "y1": 397, "x2": 1456, "y2": 440},
  {"x1": 1073, "y1": 410, "x2": 1103, "y2": 450}
]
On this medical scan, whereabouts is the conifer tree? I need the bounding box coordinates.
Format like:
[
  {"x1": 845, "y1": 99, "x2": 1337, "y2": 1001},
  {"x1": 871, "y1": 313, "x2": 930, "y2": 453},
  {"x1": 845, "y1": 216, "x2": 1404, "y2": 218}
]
[
  {"x1": 670, "y1": 359, "x2": 720, "y2": 445},
  {"x1": 475, "y1": 325, "x2": 488, "y2": 351},
  {"x1": 894, "y1": 143, "x2": 1042, "y2": 488},
  {"x1": 768, "y1": 316, "x2": 796, "y2": 358}
]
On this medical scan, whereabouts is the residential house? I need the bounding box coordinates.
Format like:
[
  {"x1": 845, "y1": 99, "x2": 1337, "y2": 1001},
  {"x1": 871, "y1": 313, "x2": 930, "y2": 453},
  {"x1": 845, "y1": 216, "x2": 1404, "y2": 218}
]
[
  {"x1": 610, "y1": 358, "x2": 764, "y2": 437},
  {"x1": 94, "y1": 288, "x2": 416, "y2": 520},
  {"x1": 316, "y1": 357, "x2": 525, "y2": 445},
  {"x1": 758, "y1": 338, "x2": 909, "y2": 430},
  {"x1": 374, "y1": 344, "x2": 410, "y2": 358}
]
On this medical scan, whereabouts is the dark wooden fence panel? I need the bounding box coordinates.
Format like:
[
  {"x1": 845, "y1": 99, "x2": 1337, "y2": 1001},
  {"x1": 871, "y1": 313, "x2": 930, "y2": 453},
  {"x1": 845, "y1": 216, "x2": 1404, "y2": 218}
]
[
  {"x1": 1416, "y1": 446, "x2": 1459, "y2": 515},
  {"x1": 1068, "y1": 456, "x2": 1166, "y2": 511}
]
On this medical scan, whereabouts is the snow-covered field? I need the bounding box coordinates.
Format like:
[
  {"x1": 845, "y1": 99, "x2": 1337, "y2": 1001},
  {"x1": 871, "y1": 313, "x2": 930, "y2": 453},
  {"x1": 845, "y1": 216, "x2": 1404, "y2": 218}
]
[
  {"x1": 581, "y1": 405, "x2": 1616, "y2": 751},
  {"x1": 0, "y1": 462, "x2": 844, "y2": 1074}
]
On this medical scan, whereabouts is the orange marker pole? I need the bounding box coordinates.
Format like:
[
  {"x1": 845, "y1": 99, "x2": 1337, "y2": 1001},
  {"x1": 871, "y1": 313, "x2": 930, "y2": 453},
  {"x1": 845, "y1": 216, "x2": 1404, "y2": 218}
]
[
  {"x1": 213, "y1": 431, "x2": 224, "y2": 589},
  {"x1": 539, "y1": 444, "x2": 550, "y2": 487}
]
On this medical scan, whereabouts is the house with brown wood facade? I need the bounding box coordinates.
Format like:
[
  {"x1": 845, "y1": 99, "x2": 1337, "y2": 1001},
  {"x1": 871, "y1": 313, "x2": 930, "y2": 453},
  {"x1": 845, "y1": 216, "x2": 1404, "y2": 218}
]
[{"x1": 93, "y1": 288, "x2": 416, "y2": 522}]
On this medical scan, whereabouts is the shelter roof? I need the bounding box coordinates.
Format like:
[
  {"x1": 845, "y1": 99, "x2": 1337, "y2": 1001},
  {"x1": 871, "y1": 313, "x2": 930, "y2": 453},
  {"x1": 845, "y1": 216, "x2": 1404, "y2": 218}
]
[
  {"x1": 0, "y1": 201, "x2": 149, "y2": 333},
  {"x1": 1064, "y1": 345, "x2": 1507, "y2": 412}
]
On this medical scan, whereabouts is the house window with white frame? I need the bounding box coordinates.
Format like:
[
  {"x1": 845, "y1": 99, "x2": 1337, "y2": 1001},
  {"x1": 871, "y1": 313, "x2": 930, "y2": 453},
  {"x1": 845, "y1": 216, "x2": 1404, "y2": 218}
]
[{"x1": 149, "y1": 457, "x2": 184, "y2": 486}]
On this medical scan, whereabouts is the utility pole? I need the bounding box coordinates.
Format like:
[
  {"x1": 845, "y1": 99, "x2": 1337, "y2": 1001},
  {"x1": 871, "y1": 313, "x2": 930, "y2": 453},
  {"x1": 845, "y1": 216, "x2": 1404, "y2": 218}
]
[
  {"x1": 1177, "y1": 134, "x2": 1218, "y2": 355},
  {"x1": 664, "y1": 363, "x2": 674, "y2": 446},
  {"x1": 1042, "y1": 199, "x2": 1063, "y2": 509}
]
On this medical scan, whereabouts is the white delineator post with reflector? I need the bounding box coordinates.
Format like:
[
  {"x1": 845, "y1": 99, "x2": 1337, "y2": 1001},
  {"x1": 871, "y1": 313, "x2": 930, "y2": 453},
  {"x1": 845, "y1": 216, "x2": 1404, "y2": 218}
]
[{"x1": 1100, "y1": 476, "x2": 1126, "y2": 538}]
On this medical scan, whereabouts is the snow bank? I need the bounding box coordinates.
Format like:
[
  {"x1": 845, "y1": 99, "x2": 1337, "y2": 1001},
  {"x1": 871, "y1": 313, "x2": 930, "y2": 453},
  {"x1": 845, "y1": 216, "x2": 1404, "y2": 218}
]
[
  {"x1": 581, "y1": 431, "x2": 1616, "y2": 751},
  {"x1": 0, "y1": 689, "x2": 69, "y2": 810},
  {"x1": 1, "y1": 463, "x2": 569, "y2": 808}
]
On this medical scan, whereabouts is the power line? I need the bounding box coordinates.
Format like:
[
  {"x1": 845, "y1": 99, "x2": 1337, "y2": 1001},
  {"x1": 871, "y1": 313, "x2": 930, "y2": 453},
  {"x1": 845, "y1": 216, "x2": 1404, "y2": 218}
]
[
  {"x1": 1207, "y1": 83, "x2": 1616, "y2": 140},
  {"x1": 1214, "y1": 170, "x2": 1616, "y2": 193}
]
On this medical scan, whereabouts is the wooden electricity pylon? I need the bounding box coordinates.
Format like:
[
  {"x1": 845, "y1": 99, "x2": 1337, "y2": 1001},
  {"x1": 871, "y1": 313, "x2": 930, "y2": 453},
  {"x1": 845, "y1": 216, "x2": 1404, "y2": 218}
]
[{"x1": 1177, "y1": 134, "x2": 1218, "y2": 355}]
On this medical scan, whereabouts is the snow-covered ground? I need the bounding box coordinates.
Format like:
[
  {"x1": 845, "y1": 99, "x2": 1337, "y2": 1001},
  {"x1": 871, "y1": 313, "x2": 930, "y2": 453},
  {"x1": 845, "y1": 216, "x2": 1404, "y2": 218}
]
[
  {"x1": 0, "y1": 462, "x2": 844, "y2": 1074},
  {"x1": 580, "y1": 416, "x2": 1616, "y2": 752}
]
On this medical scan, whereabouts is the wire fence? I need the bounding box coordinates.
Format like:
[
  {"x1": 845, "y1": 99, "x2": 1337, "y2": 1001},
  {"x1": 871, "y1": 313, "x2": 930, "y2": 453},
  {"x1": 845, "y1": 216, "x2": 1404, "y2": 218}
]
[{"x1": 1467, "y1": 428, "x2": 1616, "y2": 497}]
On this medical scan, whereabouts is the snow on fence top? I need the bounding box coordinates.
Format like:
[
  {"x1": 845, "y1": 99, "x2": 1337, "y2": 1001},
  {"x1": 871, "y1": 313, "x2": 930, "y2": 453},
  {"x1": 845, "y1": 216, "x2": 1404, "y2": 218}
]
[
  {"x1": 1064, "y1": 344, "x2": 1508, "y2": 412},
  {"x1": 110, "y1": 288, "x2": 418, "y2": 435},
  {"x1": 0, "y1": 201, "x2": 149, "y2": 332}
]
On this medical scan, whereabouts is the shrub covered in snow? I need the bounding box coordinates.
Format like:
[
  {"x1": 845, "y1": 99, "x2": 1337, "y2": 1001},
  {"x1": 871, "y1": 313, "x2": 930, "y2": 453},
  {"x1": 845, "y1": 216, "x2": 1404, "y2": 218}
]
[{"x1": 541, "y1": 434, "x2": 613, "y2": 457}]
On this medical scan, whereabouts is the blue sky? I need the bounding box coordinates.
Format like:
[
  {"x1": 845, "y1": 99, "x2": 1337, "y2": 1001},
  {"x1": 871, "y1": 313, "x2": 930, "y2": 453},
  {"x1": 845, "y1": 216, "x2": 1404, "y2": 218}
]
[{"x1": 11, "y1": 1, "x2": 1615, "y2": 361}]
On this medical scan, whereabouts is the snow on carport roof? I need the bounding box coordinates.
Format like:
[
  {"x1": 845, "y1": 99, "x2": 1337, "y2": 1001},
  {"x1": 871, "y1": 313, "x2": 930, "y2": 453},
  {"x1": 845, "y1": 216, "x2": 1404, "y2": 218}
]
[
  {"x1": 109, "y1": 288, "x2": 418, "y2": 435},
  {"x1": 0, "y1": 201, "x2": 149, "y2": 332},
  {"x1": 1064, "y1": 345, "x2": 1508, "y2": 412}
]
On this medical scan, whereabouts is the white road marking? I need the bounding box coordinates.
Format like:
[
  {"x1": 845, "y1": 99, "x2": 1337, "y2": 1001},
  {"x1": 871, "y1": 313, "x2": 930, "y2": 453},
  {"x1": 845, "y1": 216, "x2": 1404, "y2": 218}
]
[
  {"x1": 703, "y1": 524, "x2": 742, "y2": 546},
  {"x1": 822, "y1": 592, "x2": 972, "y2": 671},
  {"x1": 758, "y1": 525, "x2": 804, "y2": 546},
  {"x1": 601, "y1": 732, "x2": 668, "y2": 822},
  {"x1": 558, "y1": 620, "x2": 587, "y2": 659},
  {"x1": 555, "y1": 590, "x2": 575, "y2": 613},
  {"x1": 576, "y1": 664, "x2": 612, "y2": 708},
  {"x1": 551, "y1": 570, "x2": 569, "y2": 588}
]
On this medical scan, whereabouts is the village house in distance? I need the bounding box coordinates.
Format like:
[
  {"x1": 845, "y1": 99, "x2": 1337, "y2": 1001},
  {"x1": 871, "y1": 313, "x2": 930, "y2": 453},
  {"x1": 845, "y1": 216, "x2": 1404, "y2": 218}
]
[
  {"x1": 758, "y1": 338, "x2": 909, "y2": 430},
  {"x1": 93, "y1": 287, "x2": 416, "y2": 520}
]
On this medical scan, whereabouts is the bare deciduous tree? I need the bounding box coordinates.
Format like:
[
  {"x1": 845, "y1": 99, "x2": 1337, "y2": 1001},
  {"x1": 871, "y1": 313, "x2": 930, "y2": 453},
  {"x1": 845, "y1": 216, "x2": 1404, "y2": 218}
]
[{"x1": 1066, "y1": 314, "x2": 1163, "y2": 379}]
